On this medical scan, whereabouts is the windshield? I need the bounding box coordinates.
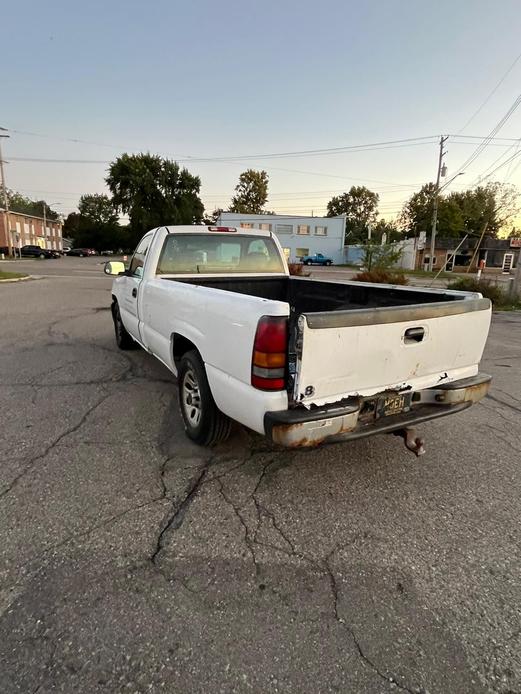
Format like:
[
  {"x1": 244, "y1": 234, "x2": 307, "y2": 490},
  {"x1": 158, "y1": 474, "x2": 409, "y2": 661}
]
[{"x1": 156, "y1": 233, "x2": 285, "y2": 275}]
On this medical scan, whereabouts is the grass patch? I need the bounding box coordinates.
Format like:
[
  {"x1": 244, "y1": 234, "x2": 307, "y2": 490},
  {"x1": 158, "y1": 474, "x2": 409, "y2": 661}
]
[
  {"x1": 352, "y1": 269, "x2": 409, "y2": 285},
  {"x1": 0, "y1": 270, "x2": 28, "y2": 280},
  {"x1": 447, "y1": 277, "x2": 521, "y2": 310}
]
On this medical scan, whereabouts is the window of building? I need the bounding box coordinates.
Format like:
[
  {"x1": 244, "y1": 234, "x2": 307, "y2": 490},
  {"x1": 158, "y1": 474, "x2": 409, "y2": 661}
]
[
  {"x1": 276, "y1": 224, "x2": 292, "y2": 234},
  {"x1": 423, "y1": 255, "x2": 436, "y2": 267},
  {"x1": 315, "y1": 226, "x2": 327, "y2": 236},
  {"x1": 259, "y1": 223, "x2": 272, "y2": 231},
  {"x1": 297, "y1": 224, "x2": 310, "y2": 235},
  {"x1": 296, "y1": 247, "x2": 309, "y2": 258},
  {"x1": 240, "y1": 222, "x2": 253, "y2": 229}
]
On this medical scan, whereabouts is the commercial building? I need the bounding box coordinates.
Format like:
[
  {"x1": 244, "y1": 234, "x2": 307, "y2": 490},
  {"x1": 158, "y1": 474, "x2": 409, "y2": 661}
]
[
  {"x1": 418, "y1": 236, "x2": 520, "y2": 272},
  {"x1": 0, "y1": 209, "x2": 63, "y2": 254},
  {"x1": 217, "y1": 212, "x2": 346, "y2": 263}
]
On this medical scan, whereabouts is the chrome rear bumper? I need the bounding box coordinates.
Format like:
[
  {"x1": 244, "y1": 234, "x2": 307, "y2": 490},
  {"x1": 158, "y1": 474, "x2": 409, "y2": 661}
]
[{"x1": 264, "y1": 373, "x2": 491, "y2": 448}]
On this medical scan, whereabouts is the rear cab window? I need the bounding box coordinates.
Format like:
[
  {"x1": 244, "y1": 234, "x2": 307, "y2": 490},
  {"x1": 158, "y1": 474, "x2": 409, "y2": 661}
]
[{"x1": 156, "y1": 234, "x2": 285, "y2": 275}]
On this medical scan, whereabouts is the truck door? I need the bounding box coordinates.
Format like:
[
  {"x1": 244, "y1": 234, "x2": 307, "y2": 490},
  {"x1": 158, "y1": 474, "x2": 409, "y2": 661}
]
[{"x1": 120, "y1": 233, "x2": 152, "y2": 342}]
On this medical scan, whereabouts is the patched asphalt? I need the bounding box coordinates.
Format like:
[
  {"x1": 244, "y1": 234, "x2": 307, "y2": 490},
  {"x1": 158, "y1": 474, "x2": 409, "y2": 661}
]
[{"x1": 0, "y1": 257, "x2": 520, "y2": 693}]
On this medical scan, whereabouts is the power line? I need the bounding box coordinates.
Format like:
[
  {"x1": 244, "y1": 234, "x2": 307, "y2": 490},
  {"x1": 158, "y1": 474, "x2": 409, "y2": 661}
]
[
  {"x1": 446, "y1": 93, "x2": 521, "y2": 186},
  {"x1": 457, "y1": 50, "x2": 521, "y2": 133}
]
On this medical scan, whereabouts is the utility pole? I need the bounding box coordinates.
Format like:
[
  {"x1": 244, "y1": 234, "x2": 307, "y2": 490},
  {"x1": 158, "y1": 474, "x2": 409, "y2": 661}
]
[
  {"x1": 0, "y1": 128, "x2": 12, "y2": 258},
  {"x1": 428, "y1": 135, "x2": 449, "y2": 272}
]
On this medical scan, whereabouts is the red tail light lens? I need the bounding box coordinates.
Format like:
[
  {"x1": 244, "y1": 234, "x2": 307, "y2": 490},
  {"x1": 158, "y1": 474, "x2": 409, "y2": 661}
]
[{"x1": 251, "y1": 316, "x2": 288, "y2": 391}]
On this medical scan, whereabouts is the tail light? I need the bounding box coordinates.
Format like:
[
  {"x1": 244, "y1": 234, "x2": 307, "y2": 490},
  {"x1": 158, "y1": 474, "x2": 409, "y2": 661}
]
[{"x1": 251, "y1": 316, "x2": 288, "y2": 390}]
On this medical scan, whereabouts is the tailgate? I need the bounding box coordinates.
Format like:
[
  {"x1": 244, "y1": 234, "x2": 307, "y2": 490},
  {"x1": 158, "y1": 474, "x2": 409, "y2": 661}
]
[{"x1": 293, "y1": 297, "x2": 492, "y2": 407}]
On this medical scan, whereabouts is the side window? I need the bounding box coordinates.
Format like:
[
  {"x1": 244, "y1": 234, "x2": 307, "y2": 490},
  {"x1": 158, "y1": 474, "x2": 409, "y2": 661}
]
[{"x1": 129, "y1": 235, "x2": 151, "y2": 277}]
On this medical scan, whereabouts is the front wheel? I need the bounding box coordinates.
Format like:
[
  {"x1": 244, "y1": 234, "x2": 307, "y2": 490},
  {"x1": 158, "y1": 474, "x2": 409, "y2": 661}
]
[
  {"x1": 304, "y1": 260, "x2": 312, "y2": 265},
  {"x1": 39, "y1": 253, "x2": 45, "y2": 258},
  {"x1": 325, "y1": 260, "x2": 332, "y2": 266},
  {"x1": 112, "y1": 301, "x2": 137, "y2": 350},
  {"x1": 178, "y1": 350, "x2": 231, "y2": 446}
]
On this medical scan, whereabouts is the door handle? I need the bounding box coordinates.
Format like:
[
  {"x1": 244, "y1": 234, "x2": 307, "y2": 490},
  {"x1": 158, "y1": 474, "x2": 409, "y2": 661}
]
[
  {"x1": 404, "y1": 327, "x2": 425, "y2": 344},
  {"x1": 132, "y1": 288, "x2": 137, "y2": 298}
]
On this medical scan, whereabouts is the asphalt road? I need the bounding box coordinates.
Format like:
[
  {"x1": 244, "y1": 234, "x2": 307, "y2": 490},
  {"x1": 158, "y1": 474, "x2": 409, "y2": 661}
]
[{"x1": 1, "y1": 259, "x2": 520, "y2": 694}]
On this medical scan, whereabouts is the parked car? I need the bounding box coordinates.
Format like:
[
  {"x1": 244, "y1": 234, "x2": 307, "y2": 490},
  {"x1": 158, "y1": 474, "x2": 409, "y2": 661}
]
[
  {"x1": 67, "y1": 248, "x2": 97, "y2": 257},
  {"x1": 20, "y1": 245, "x2": 60, "y2": 259},
  {"x1": 301, "y1": 253, "x2": 333, "y2": 266},
  {"x1": 104, "y1": 225, "x2": 492, "y2": 453}
]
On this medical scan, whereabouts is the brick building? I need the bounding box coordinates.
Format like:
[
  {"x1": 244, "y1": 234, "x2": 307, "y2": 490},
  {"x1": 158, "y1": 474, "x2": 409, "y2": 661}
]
[
  {"x1": 417, "y1": 236, "x2": 520, "y2": 272},
  {"x1": 0, "y1": 209, "x2": 63, "y2": 254}
]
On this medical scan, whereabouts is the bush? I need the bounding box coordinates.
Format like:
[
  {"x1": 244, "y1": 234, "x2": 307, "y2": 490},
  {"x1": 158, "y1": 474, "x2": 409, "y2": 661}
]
[
  {"x1": 288, "y1": 262, "x2": 305, "y2": 276},
  {"x1": 447, "y1": 277, "x2": 507, "y2": 306},
  {"x1": 353, "y1": 269, "x2": 409, "y2": 285}
]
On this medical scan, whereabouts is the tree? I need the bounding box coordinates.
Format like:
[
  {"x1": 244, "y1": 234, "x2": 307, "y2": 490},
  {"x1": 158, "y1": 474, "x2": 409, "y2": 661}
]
[
  {"x1": 372, "y1": 219, "x2": 403, "y2": 244},
  {"x1": 63, "y1": 212, "x2": 81, "y2": 239},
  {"x1": 400, "y1": 181, "x2": 519, "y2": 239},
  {"x1": 229, "y1": 170, "x2": 269, "y2": 214},
  {"x1": 106, "y1": 153, "x2": 204, "y2": 242},
  {"x1": 73, "y1": 194, "x2": 121, "y2": 251},
  {"x1": 7, "y1": 190, "x2": 60, "y2": 220},
  {"x1": 326, "y1": 186, "x2": 379, "y2": 243}
]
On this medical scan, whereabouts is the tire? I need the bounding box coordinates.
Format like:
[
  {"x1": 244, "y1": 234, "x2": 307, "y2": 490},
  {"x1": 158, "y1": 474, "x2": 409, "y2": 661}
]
[
  {"x1": 39, "y1": 253, "x2": 45, "y2": 258},
  {"x1": 178, "y1": 350, "x2": 231, "y2": 446},
  {"x1": 325, "y1": 260, "x2": 332, "y2": 266},
  {"x1": 304, "y1": 260, "x2": 311, "y2": 265},
  {"x1": 79, "y1": 253, "x2": 84, "y2": 257},
  {"x1": 112, "y1": 301, "x2": 137, "y2": 350}
]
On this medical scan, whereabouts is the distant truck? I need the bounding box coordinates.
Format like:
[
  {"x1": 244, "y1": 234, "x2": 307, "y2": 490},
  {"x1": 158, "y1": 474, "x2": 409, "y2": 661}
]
[{"x1": 301, "y1": 253, "x2": 333, "y2": 266}]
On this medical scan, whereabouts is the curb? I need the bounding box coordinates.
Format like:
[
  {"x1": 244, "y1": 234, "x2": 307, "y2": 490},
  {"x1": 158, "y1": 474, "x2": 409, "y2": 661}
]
[{"x1": 0, "y1": 275, "x2": 32, "y2": 284}]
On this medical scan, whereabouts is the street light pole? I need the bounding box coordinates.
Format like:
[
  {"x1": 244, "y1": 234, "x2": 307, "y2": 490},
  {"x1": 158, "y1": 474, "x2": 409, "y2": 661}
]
[
  {"x1": 428, "y1": 135, "x2": 449, "y2": 272},
  {"x1": 0, "y1": 127, "x2": 13, "y2": 258}
]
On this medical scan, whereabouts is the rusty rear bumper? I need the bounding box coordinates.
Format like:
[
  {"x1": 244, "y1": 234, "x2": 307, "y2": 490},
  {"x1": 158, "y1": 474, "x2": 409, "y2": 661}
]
[{"x1": 264, "y1": 373, "x2": 492, "y2": 448}]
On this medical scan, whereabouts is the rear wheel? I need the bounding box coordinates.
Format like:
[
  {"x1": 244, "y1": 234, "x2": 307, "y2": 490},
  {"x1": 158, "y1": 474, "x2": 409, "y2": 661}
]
[
  {"x1": 304, "y1": 260, "x2": 312, "y2": 265},
  {"x1": 79, "y1": 253, "x2": 84, "y2": 257},
  {"x1": 178, "y1": 350, "x2": 231, "y2": 446},
  {"x1": 112, "y1": 301, "x2": 137, "y2": 350}
]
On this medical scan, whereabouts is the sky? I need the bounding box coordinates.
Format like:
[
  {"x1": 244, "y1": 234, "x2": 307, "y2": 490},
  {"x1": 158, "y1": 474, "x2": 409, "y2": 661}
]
[{"x1": 2, "y1": 0, "x2": 521, "y2": 226}]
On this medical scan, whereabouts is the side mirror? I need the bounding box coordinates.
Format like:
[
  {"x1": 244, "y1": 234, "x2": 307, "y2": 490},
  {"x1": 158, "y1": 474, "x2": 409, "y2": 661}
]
[{"x1": 104, "y1": 261, "x2": 126, "y2": 276}]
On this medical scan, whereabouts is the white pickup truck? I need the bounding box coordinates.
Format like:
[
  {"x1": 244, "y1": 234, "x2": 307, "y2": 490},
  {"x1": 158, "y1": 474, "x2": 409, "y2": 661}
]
[{"x1": 104, "y1": 225, "x2": 492, "y2": 454}]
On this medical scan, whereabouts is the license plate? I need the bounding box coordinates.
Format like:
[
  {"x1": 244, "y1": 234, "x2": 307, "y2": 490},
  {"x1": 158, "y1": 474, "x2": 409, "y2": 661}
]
[{"x1": 376, "y1": 392, "x2": 412, "y2": 418}]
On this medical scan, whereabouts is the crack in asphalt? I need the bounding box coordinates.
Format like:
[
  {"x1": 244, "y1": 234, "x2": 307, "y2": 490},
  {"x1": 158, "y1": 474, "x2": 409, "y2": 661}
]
[
  {"x1": 323, "y1": 556, "x2": 419, "y2": 694},
  {"x1": 150, "y1": 458, "x2": 213, "y2": 566},
  {"x1": 0, "y1": 390, "x2": 113, "y2": 501},
  {"x1": 486, "y1": 393, "x2": 521, "y2": 415},
  {"x1": 217, "y1": 479, "x2": 260, "y2": 575}
]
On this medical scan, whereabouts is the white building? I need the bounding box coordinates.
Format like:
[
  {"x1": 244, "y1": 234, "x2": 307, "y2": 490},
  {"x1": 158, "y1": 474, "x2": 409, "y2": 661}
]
[{"x1": 217, "y1": 212, "x2": 346, "y2": 263}]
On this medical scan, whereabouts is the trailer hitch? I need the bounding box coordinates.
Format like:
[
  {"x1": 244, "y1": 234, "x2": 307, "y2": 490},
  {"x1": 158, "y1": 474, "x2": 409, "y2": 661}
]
[{"x1": 393, "y1": 428, "x2": 426, "y2": 457}]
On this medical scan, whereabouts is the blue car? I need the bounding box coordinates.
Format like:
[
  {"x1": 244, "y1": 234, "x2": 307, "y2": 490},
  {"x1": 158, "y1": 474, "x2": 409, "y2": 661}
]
[{"x1": 301, "y1": 253, "x2": 333, "y2": 266}]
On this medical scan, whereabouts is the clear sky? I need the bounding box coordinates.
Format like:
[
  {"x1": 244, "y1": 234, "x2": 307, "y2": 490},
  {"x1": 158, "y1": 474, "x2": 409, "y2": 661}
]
[{"x1": 3, "y1": 0, "x2": 521, "y2": 224}]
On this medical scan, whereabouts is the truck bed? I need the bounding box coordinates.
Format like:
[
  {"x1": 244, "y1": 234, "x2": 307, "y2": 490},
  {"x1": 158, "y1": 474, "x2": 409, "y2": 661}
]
[{"x1": 173, "y1": 276, "x2": 463, "y2": 313}]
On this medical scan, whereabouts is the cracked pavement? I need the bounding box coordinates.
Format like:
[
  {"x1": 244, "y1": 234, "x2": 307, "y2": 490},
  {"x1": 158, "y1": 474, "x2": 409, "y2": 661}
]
[{"x1": 0, "y1": 258, "x2": 520, "y2": 693}]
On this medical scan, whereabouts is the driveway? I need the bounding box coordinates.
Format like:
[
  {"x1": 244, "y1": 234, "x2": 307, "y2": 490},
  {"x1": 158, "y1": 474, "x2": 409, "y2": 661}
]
[{"x1": 0, "y1": 264, "x2": 520, "y2": 693}]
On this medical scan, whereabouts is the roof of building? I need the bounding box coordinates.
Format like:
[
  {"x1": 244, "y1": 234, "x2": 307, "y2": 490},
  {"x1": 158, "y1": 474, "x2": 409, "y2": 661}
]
[{"x1": 0, "y1": 208, "x2": 63, "y2": 223}]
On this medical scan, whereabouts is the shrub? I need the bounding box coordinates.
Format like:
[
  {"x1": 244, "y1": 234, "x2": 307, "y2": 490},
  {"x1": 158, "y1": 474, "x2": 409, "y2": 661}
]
[
  {"x1": 288, "y1": 262, "x2": 305, "y2": 276},
  {"x1": 447, "y1": 277, "x2": 507, "y2": 306},
  {"x1": 353, "y1": 269, "x2": 409, "y2": 285}
]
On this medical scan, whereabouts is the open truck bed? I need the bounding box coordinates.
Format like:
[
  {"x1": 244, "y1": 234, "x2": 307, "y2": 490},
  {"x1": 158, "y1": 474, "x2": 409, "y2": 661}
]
[{"x1": 175, "y1": 275, "x2": 491, "y2": 408}]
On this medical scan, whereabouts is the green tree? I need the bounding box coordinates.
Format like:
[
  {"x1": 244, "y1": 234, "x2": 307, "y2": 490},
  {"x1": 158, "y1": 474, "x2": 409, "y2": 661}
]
[
  {"x1": 326, "y1": 186, "x2": 379, "y2": 243},
  {"x1": 62, "y1": 212, "x2": 81, "y2": 240},
  {"x1": 229, "y1": 170, "x2": 269, "y2": 214},
  {"x1": 372, "y1": 218, "x2": 402, "y2": 244},
  {"x1": 74, "y1": 194, "x2": 121, "y2": 251},
  {"x1": 400, "y1": 181, "x2": 519, "y2": 239},
  {"x1": 7, "y1": 190, "x2": 60, "y2": 220},
  {"x1": 106, "y1": 153, "x2": 204, "y2": 242}
]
